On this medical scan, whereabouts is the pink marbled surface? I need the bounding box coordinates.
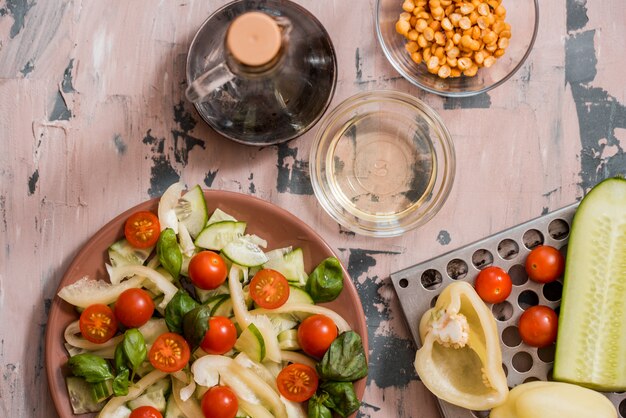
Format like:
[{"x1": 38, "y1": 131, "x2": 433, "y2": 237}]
[{"x1": 1, "y1": 0, "x2": 625, "y2": 417}]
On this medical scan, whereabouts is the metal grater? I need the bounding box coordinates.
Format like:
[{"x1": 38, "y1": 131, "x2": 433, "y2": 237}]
[{"x1": 390, "y1": 203, "x2": 625, "y2": 418}]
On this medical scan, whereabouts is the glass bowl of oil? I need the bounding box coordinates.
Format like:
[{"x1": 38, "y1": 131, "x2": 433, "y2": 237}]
[{"x1": 310, "y1": 90, "x2": 455, "y2": 237}]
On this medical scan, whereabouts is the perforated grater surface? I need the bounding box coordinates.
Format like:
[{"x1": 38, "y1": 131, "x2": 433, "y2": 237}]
[{"x1": 390, "y1": 203, "x2": 626, "y2": 418}]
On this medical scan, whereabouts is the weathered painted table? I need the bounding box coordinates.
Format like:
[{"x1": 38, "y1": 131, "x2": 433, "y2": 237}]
[{"x1": 1, "y1": 0, "x2": 625, "y2": 417}]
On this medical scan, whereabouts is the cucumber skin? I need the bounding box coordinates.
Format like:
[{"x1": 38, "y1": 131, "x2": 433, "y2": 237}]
[{"x1": 553, "y1": 177, "x2": 626, "y2": 391}]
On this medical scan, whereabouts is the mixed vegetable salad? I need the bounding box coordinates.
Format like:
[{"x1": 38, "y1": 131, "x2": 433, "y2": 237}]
[{"x1": 57, "y1": 183, "x2": 368, "y2": 418}]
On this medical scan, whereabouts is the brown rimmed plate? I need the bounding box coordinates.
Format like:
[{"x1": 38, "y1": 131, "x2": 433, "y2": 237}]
[{"x1": 45, "y1": 190, "x2": 368, "y2": 417}]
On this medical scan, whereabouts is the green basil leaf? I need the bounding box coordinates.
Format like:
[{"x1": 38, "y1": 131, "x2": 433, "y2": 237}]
[
  {"x1": 113, "y1": 344, "x2": 128, "y2": 374},
  {"x1": 316, "y1": 331, "x2": 368, "y2": 382},
  {"x1": 68, "y1": 353, "x2": 114, "y2": 383},
  {"x1": 112, "y1": 369, "x2": 129, "y2": 397},
  {"x1": 320, "y1": 381, "x2": 360, "y2": 417},
  {"x1": 157, "y1": 228, "x2": 182, "y2": 279},
  {"x1": 165, "y1": 290, "x2": 200, "y2": 334},
  {"x1": 307, "y1": 393, "x2": 333, "y2": 418},
  {"x1": 182, "y1": 304, "x2": 212, "y2": 349},
  {"x1": 305, "y1": 257, "x2": 344, "y2": 303},
  {"x1": 122, "y1": 329, "x2": 146, "y2": 372}
]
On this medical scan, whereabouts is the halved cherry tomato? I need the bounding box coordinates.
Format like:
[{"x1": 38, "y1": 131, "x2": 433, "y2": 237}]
[
  {"x1": 249, "y1": 269, "x2": 290, "y2": 309},
  {"x1": 297, "y1": 314, "x2": 338, "y2": 359},
  {"x1": 149, "y1": 332, "x2": 190, "y2": 373},
  {"x1": 200, "y1": 316, "x2": 237, "y2": 355},
  {"x1": 276, "y1": 363, "x2": 319, "y2": 402},
  {"x1": 474, "y1": 266, "x2": 513, "y2": 304},
  {"x1": 188, "y1": 251, "x2": 228, "y2": 290},
  {"x1": 129, "y1": 405, "x2": 163, "y2": 418},
  {"x1": 79, "y1": 304, "x2": 118, "y2": 344},
  {"x1": 114, "y1": 288, "x2": 154, "y2": 328},
  {"x1": 124, "y1": 211, "x2": 160, "y2": 249},
  {"x1": 518, "y1": 305, "x2": 558, "y2": 348},
  {"x1": 201, "y1": 386, "x2": 238, "y2": 418},
  {"x1": 525, "y1": 245, "x2": 565, "y2": 283}
]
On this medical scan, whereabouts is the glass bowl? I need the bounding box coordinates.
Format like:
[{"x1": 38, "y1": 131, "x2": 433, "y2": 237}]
[
  {"x1": 376, "y1": 0, "x2": 539, "y2": 97},
  {"x1": 310, "y1": 90, "x2": 455, "y2": 237}
]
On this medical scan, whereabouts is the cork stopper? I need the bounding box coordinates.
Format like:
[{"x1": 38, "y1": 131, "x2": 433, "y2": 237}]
[{"x1": 226, "y1": 12, "x2": 282, "y2": 67}]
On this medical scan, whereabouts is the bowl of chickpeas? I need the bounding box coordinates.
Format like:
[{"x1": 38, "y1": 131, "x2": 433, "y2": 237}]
[{"x1": 376, "y1": 0, "x2": 538, "y2": 96}]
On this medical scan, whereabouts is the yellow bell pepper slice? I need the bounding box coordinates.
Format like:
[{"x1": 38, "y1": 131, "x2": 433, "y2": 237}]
[
  {"x1": 414, "y1": 281, "x2": 508, "y2": 410},
  {"x1": 490, "y1": 381, "x2": 617, "y2": 418}
]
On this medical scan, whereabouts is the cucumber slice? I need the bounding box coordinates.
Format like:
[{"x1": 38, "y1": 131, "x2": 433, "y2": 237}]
[
  {"x1": 164, "y1": 393, "x2": 186, "y2": 418},
  {"x1": 262, "y1": 248, "x2": 308, "y2": 286},
  {"x1": 235, "y1": 323, "x2": 266, "y2": 362},
  {"x1": 554, "y1": 177, "x2": 626, "y2": 391},
  {"x1": 195, "y1": 283, "x2": 229, "y2": 303},
  {"x1": 278, "y1": 329, "x2": 300, "y2": 351},
  {"x1": 195, "y1": 221, "x2": 246, "y2": 251},
  {"x1": 127, "y1": 388, "x2": 167, "y2": 412},
  {"x1": 207, "y1": 208, "x2": 237, "y2": 225},
  {"x1": 222, "y1": 238, "x2": 269, "y2": 267},
  {"x1": 286, "y1": 286, "x2": 314, "y2": 305},
  {"x1": 65, "y1": 376, "x2": 107, "y2": 414},
  {"x1": 212, "y1": 298, "x2": 234, "y2": 317},
  {"x1": 178, "y1": 185, "x2": 208, "y2": 239},
  {"x1": 205, "y1": 294, "x2": 230, "y2": 311},
  {"x1": 108, "y1": 238, "x2": 153, "y2": 267}
]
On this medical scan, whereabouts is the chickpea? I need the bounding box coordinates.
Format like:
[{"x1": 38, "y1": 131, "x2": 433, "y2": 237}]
[
  {"x1": 442, "y1": 17, "x2": 454, "y2": 31},
  {"x1": 427, "y1": 55, "x2": 440, "y2": 70},
  {"x1": 459, "y1": 16, "x2": 472, "y2": 30},
  {"x1": 435, "y1": 31, "x2": 446, "y2": 45},
  {"x1": 406, "y1": 41, "x2": 420, "y2": 54},
  {"x1": 498, "y1": 37, "x2": 509, "y2": 49},
  {"x1": 423, "y1": 26, "x2": 435, "y2": 41},
  {"x1": 459, "y1": 3, "x2": 475, "y2": 14},
  {"x1": 403, "y1": 0, "x2": 416, "y2": 12},
  {"x1": 408, "y1": 30, "x2": 419, "y2": 41},
  {"x1": 396, "y1": 19, "x2": 411, "y2": 35},
  {"x1": 457, "y1": 57, "x2": 472, "y2": 70},
  {"x1": 415, "y1": 18, "x2": 429, "y2": 31},
  {"x1": 483, "y1": 55, "x2": 497, "y2": 67},
  {"x1": 464, "y1": 63, "x2": 479, "y2": 76},
  {"x1": 438, "y1": 64, "x2": 452, "y2": 78},
  {"x1": 411, "y1": 51, "x2": 423, "y2": 63}
]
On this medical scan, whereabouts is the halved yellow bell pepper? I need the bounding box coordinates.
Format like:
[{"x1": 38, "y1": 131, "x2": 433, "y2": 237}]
[
  {"x1": 414, "y1": 281, "x2": 508, "y2": 410},
  {"x1": 490, "y1": 381, "x2": 617, "y2": 418}
]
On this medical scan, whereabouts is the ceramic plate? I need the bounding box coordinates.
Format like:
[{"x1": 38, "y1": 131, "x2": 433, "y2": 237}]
[{"x1": 45, "y1": 190, "x2": 368, "y2": 417}]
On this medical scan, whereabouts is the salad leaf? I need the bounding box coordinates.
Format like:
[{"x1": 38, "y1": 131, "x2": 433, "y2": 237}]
[
  {"x1": 316, "y1": 331, "x2": 368, "y2": 382},
  {"x1": 306, "y1": 257, "x2": 344, "y2": 303},
  {"x1": 157, "y1": 228, "x2": 182, "y2": 279},
  {"x1": 112, "y1": 369, "x2": 129, "y2": 397},
  {"x1": 122, "y1": 328, "x2": 147, "y2": 372},
  {"x1": 183, "y1": 304, "x2": 212, "y2": 349},
  {"x1": 68, "y1": 353, "x2": 114, "y2": 383},
  {"x1": 319, "y1": 381, "x2": 360, "y2": 417},
  {"x1": 165, "y1": 290, "x2": 199, "y2": 334},
  {"x1": 308, "y1": 393, "x2": 333, "y2": 418},
  {"x1": 113, "y1": 343, "x2": 128, "y2": 374}
]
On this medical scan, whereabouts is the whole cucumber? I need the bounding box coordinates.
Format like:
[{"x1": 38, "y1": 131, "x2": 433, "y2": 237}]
[{"x1": 553, "y1": 177, "x2": 626, "y2": 390}]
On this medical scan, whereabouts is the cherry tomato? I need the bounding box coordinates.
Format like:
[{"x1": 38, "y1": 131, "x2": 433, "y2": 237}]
[
  {"x1": 129, "y1": 406, "x2": 163, "y2": 418},
  {"x1": 189, "y1": 251, "x2": 228, "y2": 290},
  {"x1": 297, "y1": 314, "x2": 338, "y2": 359},
  {"x1": 525, "y1": 245, "x2": 565, "y2": 283},
  {"x1": 249, "y1": 269, "x2": 290, "y2": 309},
  {"x1": 79, "y1": 304, "x2": 118, "y2": 344},
  {"x1": 474, "y1": 266, "x2": 513, "y2": 304},
  {"x1": 114, "y1": 288, "x2": 155, "y2": 328},
  {"x1": 518, "y1": 305, "x2": 558, "y2": 348},
  {"x1": 200, "y1": 316, "x2": 237, "y2": 355},
  {"x1": 201, "y1": 386, "x2": 238, "y2": 418},
  {"x1": 276, "y1": 363, "x2": 319, "y2": 403},
  {"x1": 124, "y1": 211, "x2": 160, "y2": 249},
  {"x1": 149, "y1": 332, "x2": 190, "y2": 373}
]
